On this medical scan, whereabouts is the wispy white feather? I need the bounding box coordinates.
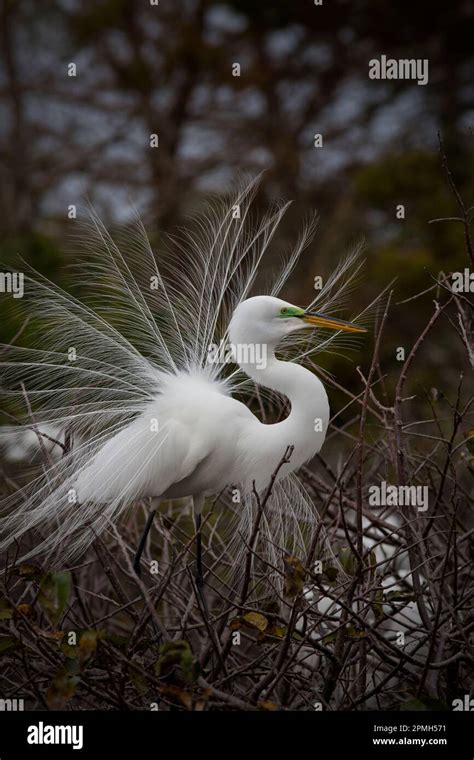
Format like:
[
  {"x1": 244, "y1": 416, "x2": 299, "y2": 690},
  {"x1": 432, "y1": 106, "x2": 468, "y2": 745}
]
[{"x1": 0, "y1": 180, "x2": 363, "y2": 589}]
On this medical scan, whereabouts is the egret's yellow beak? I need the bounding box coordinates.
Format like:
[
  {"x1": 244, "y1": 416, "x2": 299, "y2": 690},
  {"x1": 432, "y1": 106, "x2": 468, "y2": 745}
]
[{"x1": 302, "y1": 312, "x2": 367, "y2": 334}]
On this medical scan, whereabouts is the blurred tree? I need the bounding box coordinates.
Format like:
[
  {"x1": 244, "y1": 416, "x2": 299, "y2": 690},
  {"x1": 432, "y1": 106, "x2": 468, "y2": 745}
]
[
  {"x1": 0, "y1": 0, "x2": 472, "y2": 389},
  {"x1": 1, "y1": 0, "x2": 472, "y2": 235}
]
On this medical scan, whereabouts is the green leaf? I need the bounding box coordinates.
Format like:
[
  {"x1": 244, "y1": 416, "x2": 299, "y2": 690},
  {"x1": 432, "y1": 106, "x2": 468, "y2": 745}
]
[
  {"x1": 60, "y1": 629, "x2": 105, "y2": 662},
  {"x1": 401, "y1": 697, "x2": 448, "y2": 711},
  {"x1": 129, "y1": 661, "x2": 149, "y2": 696},
  {"x1": 38, "y1": 571, "x2": 71, "y2": 624},
  {"x1": 323, "y1": 565, "x2": 338, "y2": 582},
  {"x1": 367, "y1": 550, "x2": 377, "y2": 582},
  {"x1": 324, "y1": 626, "x2": 368, "y2": 643},
  {"x1": 372, "y1": 589, "x2": 384, "y2": 621},
  {"x1": 60, "y1": 638, "x2": 79, "y2": 659},
  {"x1": 465, "y1": 430, "x2": 474, "y2": 455},
  {"x1": 346, "y1": 625, "x2": 368, "y2": 639},
  {"x1": 154, "y1": 640, "x2": 200, "y2": 684},
  {"x1": 339, "y1": 547, "x2": 356, "y2": 575},
  {"x1": 385, "y1": 591, "x2": 416, "y2": 603},
  {"x1": 0, "y1": 598, "x2": 13, "y2": 620},
  {"x1": 105, "y1": 633, "x2": 130, "y2": 649},
  {"x1": 14, "y1": 563, "x2": 42, "y2": 581},
  {"x1": 46, "y1": 667, "x2": 80, "y2": 709},
  {"x1": 0, "y1": 636, "x2": 18, "y2": 654}
]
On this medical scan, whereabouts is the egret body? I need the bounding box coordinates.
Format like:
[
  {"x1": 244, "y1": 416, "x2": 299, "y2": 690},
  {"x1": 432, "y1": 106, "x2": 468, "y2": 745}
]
[
  {"x1": 0, "y1": 182, "x2": 368, "y2": 590},
  {"x1": 74, "y1": 296, "x2": 364, "y2": 578}
]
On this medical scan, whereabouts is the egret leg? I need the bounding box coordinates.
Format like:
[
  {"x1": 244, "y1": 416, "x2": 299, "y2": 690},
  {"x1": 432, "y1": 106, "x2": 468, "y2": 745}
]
[
  {"x1": 133, "y1": 501, "x2": 159, "y2": 578},
  {"x1": 193, "y1": 494, "x2": 205, "y2": 588}
]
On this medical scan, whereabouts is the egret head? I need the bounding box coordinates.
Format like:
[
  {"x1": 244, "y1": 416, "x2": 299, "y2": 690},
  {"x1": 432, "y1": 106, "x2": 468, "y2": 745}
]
[{"x1": 229, "y1": 295, "x2": 366, "y2": 348}]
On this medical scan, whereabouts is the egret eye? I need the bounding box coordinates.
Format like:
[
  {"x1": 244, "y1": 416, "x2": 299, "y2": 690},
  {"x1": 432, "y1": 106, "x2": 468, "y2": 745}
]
[{"x1": 280, "y1": 307, "x2": 289, "y2": 316}]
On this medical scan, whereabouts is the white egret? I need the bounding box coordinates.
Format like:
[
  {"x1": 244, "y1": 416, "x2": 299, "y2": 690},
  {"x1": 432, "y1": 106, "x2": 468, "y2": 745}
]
[
  {"x1": 76, "y1": 295, "x2": 365, "y2": 580},
  {"x1": 0, "y1": 180, "x2": 368, "y2": 590}
]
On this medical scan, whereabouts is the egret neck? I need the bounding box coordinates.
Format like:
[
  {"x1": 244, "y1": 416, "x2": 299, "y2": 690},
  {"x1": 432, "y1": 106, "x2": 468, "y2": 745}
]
[{"x1": 235, "y1": 339, "x2": 330, "y2": 476}]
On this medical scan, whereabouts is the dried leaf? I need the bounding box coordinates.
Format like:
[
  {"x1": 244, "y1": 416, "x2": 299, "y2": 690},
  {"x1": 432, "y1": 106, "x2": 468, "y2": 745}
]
[
  {"x1": 194, "y1": 688, "x2": 211, "y2": 711},
  {"x1": 79, "y1": 629, "x2": 101, "y2": 664},
  {"x1": 258, "y1": 624, "x2": 286, "y2": 642},
  {"x1": 258, "y1": 700, "x2": 279, "y2": 711},
  {"x1": 284, "y1": 555, "x2": 306, "y2": 597},
  {"x1": 160, "y1": 683, "x2": 193, "y2": 709},
  {"x1": 14, "y1": 603, "x2": 34, "y2": 620},
  {"x1": 242, "y1": 612, "x2": 268, "y2": 632},
  {"x1": 228, "y1": 617, "x2": 242, "y2": 631},
  {"x1": 33, "y1": 626, "x2": 65, "y2": 642}
]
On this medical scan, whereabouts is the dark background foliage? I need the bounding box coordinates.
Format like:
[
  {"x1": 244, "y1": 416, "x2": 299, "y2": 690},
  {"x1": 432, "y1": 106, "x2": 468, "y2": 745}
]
[{"x1": 0, "y1": 0, "x2": 473, "y2": 713}]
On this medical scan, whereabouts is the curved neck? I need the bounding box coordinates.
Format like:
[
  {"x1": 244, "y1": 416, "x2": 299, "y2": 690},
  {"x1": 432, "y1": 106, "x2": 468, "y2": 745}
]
[{"x1": 238, "y1": 343, "x2": 329, "y2": 437}]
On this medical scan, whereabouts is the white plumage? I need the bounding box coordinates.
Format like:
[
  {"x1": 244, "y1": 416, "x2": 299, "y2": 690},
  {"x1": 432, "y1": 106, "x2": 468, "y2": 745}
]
[
  {"x1": 75, "y1": 297, "x2": 331, "y2": 505},
  {"x1": 0, "y1": 179, "x2": 369, "y2": 584}
]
